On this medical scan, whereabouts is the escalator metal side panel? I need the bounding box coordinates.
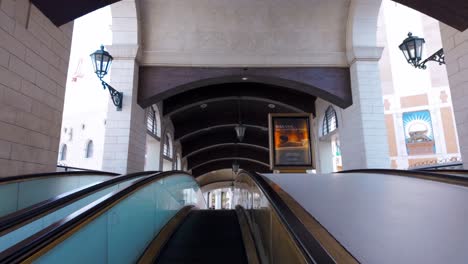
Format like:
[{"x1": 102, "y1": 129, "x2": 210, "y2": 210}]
[
  {"x1": 235, "y1": 171, "x2": 338, "y2": 264},
  {"x1": 138, "y1": 205, "x2": 195, "y2": 264}
]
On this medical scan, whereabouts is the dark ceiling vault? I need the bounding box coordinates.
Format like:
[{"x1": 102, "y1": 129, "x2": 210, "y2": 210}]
[
  {"x1": 187, "y1": 145, "x2": 269, "y2": 171},
  {"x1": 192, "y1": 159, "x2": 271, "y2": 178},
  {"x1": 162, "y1": 83, "x2": 316, "y2": 116},
  {"x1": 181, "y1": 127, "x2": 268, "y2": 158},
  {"x1": 33, "y1": 1, "x2": 468, "y2": 32},
  {"x1": 164, "y1": 82, "x2": 306, "y2": 175}
]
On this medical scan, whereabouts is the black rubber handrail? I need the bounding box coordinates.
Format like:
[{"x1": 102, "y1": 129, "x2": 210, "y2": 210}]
[
  {"x1": 0, "y1": 170, "x2": 118, "y2": 184},
  {"x1": 417, "y1": 169, "x2": 468, "y2": 175},
  {"x1": 56, "y1": 165, "x2": 114, "y2": 172},
  {"x1": 0, "y1": 171, "x2": 159, "y2": 236},
  {"x1": 339, "y1": 168, "x2": 468, "y2": 185},
  {"x1": 238, "y1": 171, "x2": 336, "y2": 264},
  {"x1": 0, "y1": 171, "x2": 190, "y2": 263}
]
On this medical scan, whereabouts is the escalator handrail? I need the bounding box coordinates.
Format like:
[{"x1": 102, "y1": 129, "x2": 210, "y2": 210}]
[
  {"x1": 238, "y1": 170, "x2": 336, "y2": 264},
  {"x1": 338, "y1": 168, "x2": 468, "y2": 186},
  {"x1": 0, "y1": 170, "x2": 119, "y2": 185},
  {"x1": 0, "y1": 171, "x2": 192, "y2": 263},
  {"x1": 416, "y1": 169, "x2": 468, "y2": 174},
  {"x1": 0, "y1": 171, "x2": 159, "y2": 236}
]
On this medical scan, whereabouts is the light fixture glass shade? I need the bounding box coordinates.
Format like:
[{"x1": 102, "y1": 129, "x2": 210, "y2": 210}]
[
  {"x1": 90, "y1": 45, "x2": 113, "y2": 79},
  {"x1": 232, "y1": 160, "x2": 240, "y2": 174},
  {"x1": 235, "y1": 124, "x2": 246, "y2": 142},
  {"x1": 399, "y1": 32, "x2": 425, "y2": 67}
]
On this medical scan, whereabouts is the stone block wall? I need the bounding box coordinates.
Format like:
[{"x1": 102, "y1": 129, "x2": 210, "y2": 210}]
[
  {"x1": 0, "y1": 1, "x2": 73, "y2": 176},
  {"x1": 440, "y1": 25, "x2": 468, "y2": 168}
]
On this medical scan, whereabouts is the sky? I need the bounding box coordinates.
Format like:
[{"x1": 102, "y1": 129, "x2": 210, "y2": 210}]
[{"x1": 63, "y1": 6, "x2": 113, "y2": 118}]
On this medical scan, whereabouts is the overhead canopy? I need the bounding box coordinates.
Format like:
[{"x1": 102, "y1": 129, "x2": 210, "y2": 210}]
[
  {"x1": 392, "y1": 0, "x2": 468, "y2": 32},
  {"x1": 34, "y1": 0, "x2": 468, "y2": 31},
  {"x1": 32, "y1": 0, "x2": 120, "y2": 26}
]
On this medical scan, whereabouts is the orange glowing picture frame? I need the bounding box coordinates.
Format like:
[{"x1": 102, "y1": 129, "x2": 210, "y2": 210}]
[{"x1": 268, "y1": 113, "x2": 314, "y2": 170}]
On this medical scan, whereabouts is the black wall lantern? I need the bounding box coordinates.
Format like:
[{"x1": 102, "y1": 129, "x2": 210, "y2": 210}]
[
  {"x1": 90, "y1": 45, "x2": 123, "y2": 111},
  {"x1": 399, "y1": 32, "x2": 445, "y2": 69}
]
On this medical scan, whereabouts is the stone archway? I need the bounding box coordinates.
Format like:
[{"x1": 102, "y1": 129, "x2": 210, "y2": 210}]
[
  {"x1": 101, "y1": 0, "x2": 146, "y2": 174},
  {"x1": 339, "y1": 0, "x2": 391, "y2": 169}
]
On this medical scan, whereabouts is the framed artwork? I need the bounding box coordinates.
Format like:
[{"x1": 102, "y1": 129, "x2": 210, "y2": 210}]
[
  {"x1": 402, "y1": 110, "x2": 436, "y2": 155},
  {"x1": 268, "y1": 113, "x2": 314, "y2": 170}
]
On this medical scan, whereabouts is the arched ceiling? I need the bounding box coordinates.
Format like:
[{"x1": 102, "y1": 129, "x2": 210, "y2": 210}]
[
  {"x1": 162, "y1": 82, "x2": 312, "y2": 176},
  {"x1": 187, "y1": 145, "x2": 269, "y2": 171},
  {"x1": 181, "y1": 126, "x2": 268, "y2": 158},
  {"x1": 163, "y1": 83, "x2": 315, "y2": 116},
  {"x1": 169, "y1": 86, "x2": 311, "y2": 140},
  {"x1": 192, "y1": 159, "x2": 271, "y2": 178},
  {"x1": 34, "y1": 0, "x2": 468, "y2": 32}
]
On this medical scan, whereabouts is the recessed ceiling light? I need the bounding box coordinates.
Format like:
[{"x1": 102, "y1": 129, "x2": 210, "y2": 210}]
[
  {"x1": 200, "y1": 103, "x2": 208, "y2": 109},
  {"x1": 242, "y1": 77, "x2": 248, "y2": 81},
  {"x1": 268, "y1": 103, "x2": 276, "y2": 109}
]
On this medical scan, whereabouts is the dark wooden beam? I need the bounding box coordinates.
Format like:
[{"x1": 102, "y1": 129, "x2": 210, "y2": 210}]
[{"x1": 139, "y1": 67, "x2": 351, "y2": 108}]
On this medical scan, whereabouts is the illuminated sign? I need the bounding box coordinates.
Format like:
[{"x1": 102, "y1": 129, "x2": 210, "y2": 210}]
[{"x1": 268, "y1": 113, "x2": 314, "y2": 170}]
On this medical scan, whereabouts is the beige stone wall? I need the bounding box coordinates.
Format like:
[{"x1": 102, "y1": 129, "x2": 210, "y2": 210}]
[
  {"x1": 440, "y1": 107, "x2": 459, "y2": 154},
  {"x1": 385, "y1": 114, "x2": 397, "y2": 157},
  {"x1": 399, "y1": 94, "x2": 429, "y2": 108},
  {"x1": 0, "y1": 1, "x2": 72, "y2": 176},
  {"x1": 139, "y1": 0, "x2": 349, "y2": 66},
  {"x1": 440, "y1": 25, "x2": 468, "y2": 168}
]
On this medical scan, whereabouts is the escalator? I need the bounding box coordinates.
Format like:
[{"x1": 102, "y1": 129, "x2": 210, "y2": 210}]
[
  {"x1": 0, "y1": 171, "x2": 158, "y2": 252},
  {"x1": 0, "y1": 170, "x2": 336, "y2": 264},
  {"x1": 155, "y1": 210, "x2": 248, "y2": 264},
  {"x1": 0, "y1": 170, "x2": 118, "y2": 218},
  {"x1": 3, "y1": 168, "x2": 467, "y2": 263}
]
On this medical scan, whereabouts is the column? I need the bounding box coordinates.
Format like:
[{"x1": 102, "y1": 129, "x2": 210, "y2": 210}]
[
  {"x1": 101, "y1": 45, "x2": 146, "y2": 174},
  {"x1": 340, "y1": 48, "x2": 390, "y2": 169}
]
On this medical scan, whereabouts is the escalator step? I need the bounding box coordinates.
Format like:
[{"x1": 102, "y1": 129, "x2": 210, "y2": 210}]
[{"x1": 156, "y1": 210, "x2": 248, "y2": 264}]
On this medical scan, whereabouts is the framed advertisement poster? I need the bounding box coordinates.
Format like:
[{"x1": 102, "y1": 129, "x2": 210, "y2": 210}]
[{"x1": 269, "y1": 113, "x2": 314, "y2": 170}]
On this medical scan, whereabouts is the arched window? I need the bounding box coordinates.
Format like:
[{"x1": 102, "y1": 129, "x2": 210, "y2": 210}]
[
  {"x1": 59, "y1": 144, "x2": 67, "y2": 161},
  {"x1": 322, "y1": 106, "x2": 338, "y2": 136},
  {"x1": 146, "y1": 105, "x2": 161, "y2": 137},
  {"x1": 163, "y1": 134, "x2": 173, "y2": 158},
  {"x1": 85, "y1": 140, "x2": 94, "y2": 158}
]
